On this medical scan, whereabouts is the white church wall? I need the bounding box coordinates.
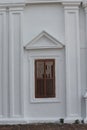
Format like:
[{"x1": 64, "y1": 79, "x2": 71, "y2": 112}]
[
  {"x1": 0, "y1": 0, "x2": 87, "y2": 124},
  {"x1": 24, "y1": 49, "x2": 66, "y2": 121},
  {"x1": 23, "y1": 3, "x2": 65, "y2": 46},
  {"x1": 23, "y1": 3, "x2": 66, "y2": 121}
]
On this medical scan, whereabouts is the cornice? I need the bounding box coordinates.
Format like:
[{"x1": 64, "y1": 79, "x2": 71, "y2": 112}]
[
  {"x1": 0, "y1": 3, "x2": 25, "y2": 8},
  {"x1": 0, "y1": 0, "x2": 25, "y2": 8},
  {"x1": 25, "y1": 0, "x2": 61, "y2": 4},
  {"x1": 62, "y1": 0, "x2": 82, "y2": 6},
  {"x1": 25, "y1": 0, "x2": 82, "y2": 5},
  {"x1": 0, "y1": 0, "x2": 82, "y2": 7},
  {"x1": 62, "y1": 0, "x2": 82, "y2": 10}
]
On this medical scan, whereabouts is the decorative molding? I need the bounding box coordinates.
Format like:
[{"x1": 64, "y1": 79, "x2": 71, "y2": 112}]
[
  {"x1": 0, "y1": 4, "x2": 25, "y2": 9},
  {"x1": 28, "y1": 54, "x2": 62, "y2": 103},
  {"x1": 24, "y1": 31, "x2": 64, "y2": 50},
  {"x1": 0, "y1": 117, "x2": 84, "y2": 124},
  {"x1": 0, "y1": 0, "x2": 82, "y2": 8},
  {"x1": 25, "y1": 0, "x2": 82, "y2": 4},
  {"x1": 0, "y1": 118, "x2": 26, "y2": 125},
  {"x1": 62, "y1": 1, "x2": 81, "y2": 6},
  {"x1": 9, "y1": 7, "x2": 24, "y2": 11},
  {"x1": 62, "y1": 0, "x2": 81, "y2": 10},
  {"x1": 0, "y1": 0, "x2": 82, "y2": 7},
  {"x1": 25, "y1": 0, "x2": 62, "y2": 4},
  {"x1": 0, "y1": 117, "x2": 61, "y2": 124},
  {"x1": 83, "y1": 0, "x2": 87, "y2": 8}
]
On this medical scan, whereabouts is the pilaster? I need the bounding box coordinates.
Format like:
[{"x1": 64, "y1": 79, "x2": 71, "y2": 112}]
[
  {"x1": 9, "y1": 5, "x2": 24, "y2": 118},
  {"x1": 83, "y1": 0, "x2": 87, "y2": 122},
  {"x1": 62, "y1": 1, "x2": 81, "y2": 123},
  {"x1": 83, "y1": 3, "x2": 87, "y2": 47},
  {"x1": 0, "y1": 7, "x2": 9, "y2": 118}
]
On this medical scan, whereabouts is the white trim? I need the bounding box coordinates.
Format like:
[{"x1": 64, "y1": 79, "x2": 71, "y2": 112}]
[
  {"x1": 26, "y1": 117, "x2": 61, "y2": 124},
  {"x1": 0, "y1": 3, "x2": 25, "y2": 8},
  {"x1": 0, "y1": 118, "x2": 26, "y2": 125},
  {"x1": 0, "y1": 117, "x2": 61, "y2": 124},
  {"x1": 9, "y1": 7, "x2": 24, "y2": 11},
  {"x1": 26, "y1": 49, "x2": 65, "y2": 103},
  {"x1": 62, "y1": 1, "x2": 81, "y2": 10},
  {"x1": 0, "y1": 0, "x2": 82, "y2": 7},
  {"x1": 0, "y1": 117, "x2": 84, "y2": 124},
  {"x1": 62, "y1": 1, "x2": 81, "y2": 6},
  {"x1": 24, "y1": 31, "x2": 64, "y2": 50},
  {"x1": 28, "y1": 54, "x2": 63, "y2": 103},
  {"x1": 25, "y1": 0, "x2": 82, "y2": 4},
  {"x1": 26, "y1": 0, "x2": 62, "y2": 4}
]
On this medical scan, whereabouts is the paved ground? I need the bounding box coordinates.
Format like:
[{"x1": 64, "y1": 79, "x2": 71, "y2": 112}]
[{"x1": 0, "y1": 124, "x2": 87, "y2": 130}]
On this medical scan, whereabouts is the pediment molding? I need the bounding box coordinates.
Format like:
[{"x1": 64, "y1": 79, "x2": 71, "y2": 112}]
[{"x1": 24, "y1": 31, "x2": 64, "y2": 50}]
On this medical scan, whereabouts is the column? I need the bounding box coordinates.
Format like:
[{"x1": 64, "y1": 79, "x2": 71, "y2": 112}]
[
  {"x1": 9, "y1": 6, "x2": 24, "y2": 118},
  {"x1": 62, "y1": 1, "x2": 81, "y2": 123},
  {"x1": 0, "y1": 8, "x2": 9, "y2": 118},
  {"x1": 83, "y1": 1, "x2": 87, "y2": 123}
]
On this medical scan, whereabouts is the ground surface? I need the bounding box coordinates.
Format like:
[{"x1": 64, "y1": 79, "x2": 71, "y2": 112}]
[{"x1": 0, "y1": 124, "x2": 87, "y2": 130}]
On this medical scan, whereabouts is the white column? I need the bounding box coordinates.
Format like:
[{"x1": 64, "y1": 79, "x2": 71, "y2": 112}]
[
  {"x1": 0, "y1": 8, "x2": 9, "y2": 118},
  {"x1": 62, "y1": 1, "x2": 81, "y2": 123},
  {"x1": 9, "y1": 6, "x2": 24, "y2": 118},
  {"x1": 83, "y1": 2, "x2": 87, "y2": 123},
  {"x1": 84, "y1": 6, "x2": 87, "y2": 45}
]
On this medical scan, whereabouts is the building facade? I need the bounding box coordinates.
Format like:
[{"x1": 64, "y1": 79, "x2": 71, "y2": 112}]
[{"x1": 0, "y1": 0, "x2": 87, "y2": 124}]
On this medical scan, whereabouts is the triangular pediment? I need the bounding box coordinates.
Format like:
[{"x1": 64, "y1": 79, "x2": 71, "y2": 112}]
[{"x1": 24, "y1": 31, "x2": 64, "y2": 50}]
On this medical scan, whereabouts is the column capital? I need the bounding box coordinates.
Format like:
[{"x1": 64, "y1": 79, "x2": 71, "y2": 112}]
[
  {"x1": 9, "y1": 6, "x2": 25, "y2": 12},
  {"x1": 83, "y1": 1, "x2": 87, "y2": 13},
  {"x1": 83, "y1": 0, "x2": 87, "y2": 7},
  {"x1": 0, "y1": 0, "x2": 25, "y2": 9},
  {"x1": 62, "y1": 0, "x2": 81, "y2": 10}
]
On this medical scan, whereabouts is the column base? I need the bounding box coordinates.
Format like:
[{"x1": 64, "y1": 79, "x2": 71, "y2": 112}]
[
  {"x1": 64, "y1": 117, "x2": 82, "y2": 124},
  {"x1": 84, "y1": 118, "x2": 87, "y2": 123}
]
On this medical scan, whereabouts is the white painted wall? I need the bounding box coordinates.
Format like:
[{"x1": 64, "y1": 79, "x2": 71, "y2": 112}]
[
  {"x1": 23, "y1": 3, "x2": 66, "y2": 121},
  {"x1": 0, "y1": 0, "x2": 87, "y2": 124},
  {"x1": 24, "y1": 49, "x2": 66, "y2": 120},
  {"x1": 23, "y1": 3, "x2": 65, "y2": 45}
]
